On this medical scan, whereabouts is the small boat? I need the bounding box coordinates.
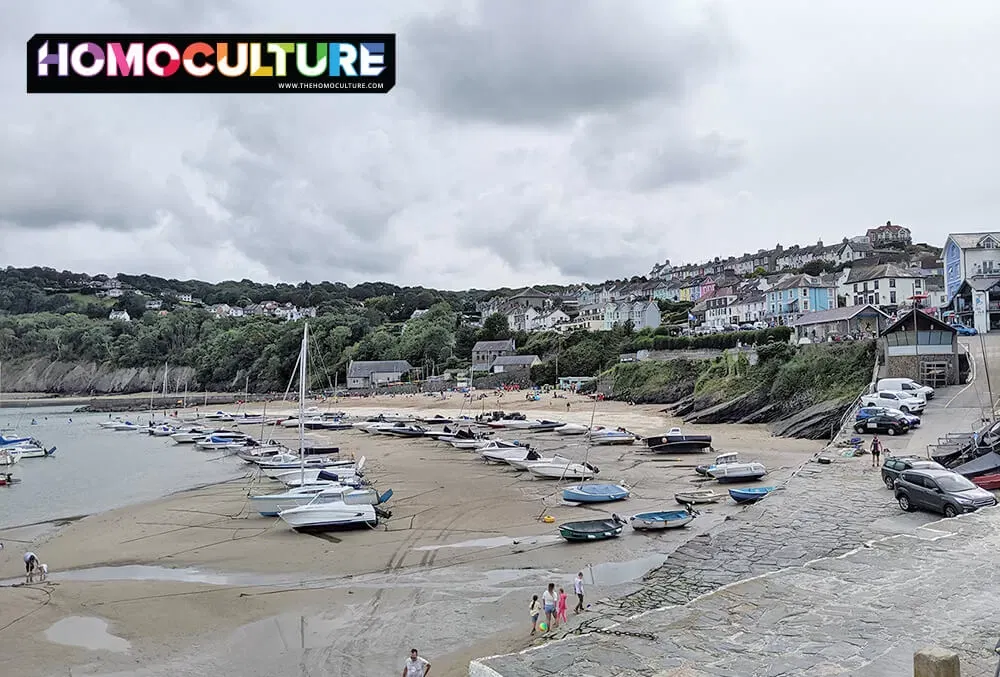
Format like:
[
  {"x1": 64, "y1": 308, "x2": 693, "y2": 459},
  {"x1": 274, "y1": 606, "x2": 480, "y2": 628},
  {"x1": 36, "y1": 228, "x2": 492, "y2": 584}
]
[
  {"x1": 194, "y1": 434, "x2": 251, "y2": 451},
  {"x1": 380, "y1": 424, "x2": 429, "y2": 438},
  {"x1": 450, "y1": 437, "x2": 495, "y2": 450},
  {"x1": 528, "y1": 420, "x2": 565, "y2": 431},
  {"x1": 0, "y1": 473, "x2": 21, "y2": 486},
  {"x1": 109, "y1": 421, "x2": 140, "y2": 431},
  {"x1": 729, "y1": 486, "x2": 777, "y2": 503},
  {"x1": 417, "y1": 415, "x2": 453, "y2": 426},
  {"x1": 0, "y1": 449, "x2": 21, "y2": 466},
  {"x1": 97, "y1": 418, "x2": 124, "y2": 429},
  {"x1": 259, "y1": 457, "x2": 353, "y2": 478},
  {"x1": 0, "y1": 434, "x2": 34, "y2": 446},
  {"x1": 169, "y1": 428, "x2": 211, "y2": 443},
  {"x1": 203, "y1": 411, "x2": 235, "y2": 421},
  {"x1": 149, "y1": 425, "x2": 177, "y2": 437},
  {"x1": 528, "y1": 460, "x2": 598, "y2": 480},
  {"x1": 274, "y1": 457, "x2": 367, "y2": 487},
  {"x1": 589, "y1": 428, "x2": 636, "y2": 445},
  {"x1": 558, "y1": 515, "x2": 626, "y2": 541},
  {"x1": 630, "y1": 509, "x2": 694, "y2": 530},
  {"x1": 252, "y1": 484, "x2": 387, "y2": 517},
  {"x1": 562, "y1": 484, "x2": 629, "y2": 503},
  {"x1": 11, "y1": 444, "x2": 56, "y2": 459},
  {"x1": 481, "y1": 447, "x2": 539, "y2": 464},
  {"x1": 319, "y1": 420, "x2": 354, "y2": 431},
  {"x1": 644, "y1": 427, "x2": 712, "y2": 454},
  {"x1": 710, "y1": 462, "x2": 767, "y2": 483},
  {"x1": 278, "y1": 487, "x2": 392, "y2": 531},
  {"x1": 696, "y1": 452, "x2": 741, "y2": 476},
  {"x1": 555, "y1": 423, "x2": 589, "y2": 435},
  {"x1": 508, "y1": 453, "x2": 572, "y2": 471},
  {"x1": 674, "y1": 489, "x2": 722, "y2": 505},
  {"x1": 972, "y1": 473, "x2": 1000, "y2": 490},
  {"x1": 232, "y1": 415, "x2": 266, "y2": 425}
]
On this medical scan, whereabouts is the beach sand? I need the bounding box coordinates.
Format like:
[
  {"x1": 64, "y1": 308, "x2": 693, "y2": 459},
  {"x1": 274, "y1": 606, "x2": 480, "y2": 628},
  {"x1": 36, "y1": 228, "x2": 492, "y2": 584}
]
[{"x1": 0, "y1": 391, "x2": 822, "y2": 676}]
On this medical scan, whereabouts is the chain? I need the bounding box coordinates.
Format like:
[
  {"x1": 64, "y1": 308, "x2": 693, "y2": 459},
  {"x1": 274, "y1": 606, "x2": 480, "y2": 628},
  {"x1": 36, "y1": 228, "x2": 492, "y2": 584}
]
[{"x1": 589, "y1": 628, "x2": 658, "y2": 641}]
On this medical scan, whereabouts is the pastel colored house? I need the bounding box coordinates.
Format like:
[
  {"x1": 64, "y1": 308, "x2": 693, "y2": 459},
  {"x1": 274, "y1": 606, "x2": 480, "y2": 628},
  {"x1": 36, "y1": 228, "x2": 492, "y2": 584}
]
[{"x1": 765, "y1": 274, "x2": 837, "y2": 325}]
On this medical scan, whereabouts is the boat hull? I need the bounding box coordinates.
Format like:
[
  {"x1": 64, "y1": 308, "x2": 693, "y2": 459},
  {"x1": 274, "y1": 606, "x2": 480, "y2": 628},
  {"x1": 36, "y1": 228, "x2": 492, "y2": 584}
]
[
  {"x1": 562, "y1": 484, "x2": 628, "y2": 502},
  {"x1": 729, "y1": 487, "x2": 776, "y2": 503},
  {"x1": 630, "y1": 511, "x2": 693, "y2": 530},
  {"x1": 674, "y1": 491, "x2": 721, "y2": 504},
  {"x1": 646, "y1": 439, "x2": 712, "y2": 454},
  {"x1": 279, "y1": 505, "x2": 379, "y2": 530},
  {"x1": 558, "y1": 519, "x2": 625, "y2": 541},
  {"x1": 252, "y1": 487, "x2": 376, "y2": 517}
]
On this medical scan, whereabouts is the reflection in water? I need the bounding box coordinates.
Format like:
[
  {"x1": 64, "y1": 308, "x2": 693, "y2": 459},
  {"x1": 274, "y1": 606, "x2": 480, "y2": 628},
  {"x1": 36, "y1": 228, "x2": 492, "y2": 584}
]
[{"x1": 45, "y1": 616, "x2": 131, "y2": 653}]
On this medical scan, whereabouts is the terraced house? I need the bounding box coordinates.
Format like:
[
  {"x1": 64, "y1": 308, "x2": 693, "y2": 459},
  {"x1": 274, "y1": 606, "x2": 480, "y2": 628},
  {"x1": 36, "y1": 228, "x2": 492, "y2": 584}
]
[
  {"x1": 765, "y1": 274, "x2": 837, "y2": 325},
  {"x1": 841, "y1": 264, "x2": 922, "y2": 310}
]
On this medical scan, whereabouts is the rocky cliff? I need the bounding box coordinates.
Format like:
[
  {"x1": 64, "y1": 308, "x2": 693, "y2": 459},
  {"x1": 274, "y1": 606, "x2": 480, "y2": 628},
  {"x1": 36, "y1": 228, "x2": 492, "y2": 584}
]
[{"x1": 1, "y1": 358, "x2": 199, "y2": 395}]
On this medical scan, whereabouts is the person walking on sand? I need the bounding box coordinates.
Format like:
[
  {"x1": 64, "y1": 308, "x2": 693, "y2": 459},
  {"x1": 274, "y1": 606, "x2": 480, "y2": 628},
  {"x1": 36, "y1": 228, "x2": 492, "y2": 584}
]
[
  {"x1": 556, "y1": 586, "x2": 568, "y2": 625},
  {"x1": 529, "y1": 595, "x2": 542, "y2": 635},
  {"x1": 574, "y1": 572, "x2": 585, "y2": 613},
  {"x1": 402, "y1": 648, "x2": 430, "y2": 677},
  {"x1": 870, "y1": 435, "x2": 882, "y2": 468},
  {"x1": 542, "y1": 582, "x2": 557, "y2": 630}
]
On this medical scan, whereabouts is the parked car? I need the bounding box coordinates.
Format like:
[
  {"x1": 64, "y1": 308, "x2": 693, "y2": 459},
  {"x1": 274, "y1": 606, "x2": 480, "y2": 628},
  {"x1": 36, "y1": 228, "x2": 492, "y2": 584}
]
[
  {"x1": 853, "y1": 412, "x2": 910, "y2": 436},
  {"x1": 875, "y1": 378, "x2": 935, "y2": 400},
  {"x1": 857, "y1": 406, "x2": 921, "y2": 428},
  {"x1": 880, "y1": 456, "x2": 944, "y2": 489},
  {"x1": 894, "y1": 468, "x2": 998, "y2": 517},
  {"x1": 859, "y1": 390, "x2": 926, "y2": 414},
  {"x1": 950, "y1": 323, "x2": 978, "y2": 336}
]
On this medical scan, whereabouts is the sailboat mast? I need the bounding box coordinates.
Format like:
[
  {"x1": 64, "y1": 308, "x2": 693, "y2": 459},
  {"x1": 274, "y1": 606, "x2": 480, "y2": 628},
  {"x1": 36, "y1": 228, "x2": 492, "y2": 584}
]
[{"x1": 298, "y1": 323, "x2": 309, "y2": 486}]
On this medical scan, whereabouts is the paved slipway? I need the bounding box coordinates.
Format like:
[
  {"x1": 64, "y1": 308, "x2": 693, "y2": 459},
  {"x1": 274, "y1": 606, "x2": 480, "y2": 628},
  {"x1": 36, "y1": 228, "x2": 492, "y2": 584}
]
[{"x1": 472, "y1": 357, "x2": 1000, "y2": 676}]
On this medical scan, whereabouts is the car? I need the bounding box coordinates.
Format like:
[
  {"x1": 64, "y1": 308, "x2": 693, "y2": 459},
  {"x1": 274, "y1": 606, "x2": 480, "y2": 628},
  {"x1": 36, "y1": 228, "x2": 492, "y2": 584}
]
[
  {"x1": 859, "y1": 390, "x2": 926, "y2": 414},
  {"x1": 875, "y1": 378, "x2": 935, "y2": 400},
  {"x1": 950, "y1": 323, "x2": 978, "y2": 336},
  {"x1": 856, "y1": 406, "x2": 921, "y2": 428},
  {"x1": 854, "y1": 413, "x2": 909, "y2": 436},
  {"x1": 894, "y1": 468, "x2": 998, "y2": 517},
  {"x1": 880, "y1": 456, "x2": 944, "y2": 489}
]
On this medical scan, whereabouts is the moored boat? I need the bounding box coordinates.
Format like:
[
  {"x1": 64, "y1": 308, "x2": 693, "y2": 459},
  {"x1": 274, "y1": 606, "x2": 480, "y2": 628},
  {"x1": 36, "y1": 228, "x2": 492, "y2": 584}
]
[
  {"x1": 252, "y1": 484, "x2": 385, "y2": 517},
  {"x1": 644, "y1": 427, "x2": 712, "y2": 454},
  {"x1": 710, "y1": 462, "x2": 767, "y2": 483},
  {"x1": 529, "y1": 460, "x2": 598, "y2": 480},
  {"x1": 696, "y1": 452, "x2": 741, "y2": 476},
  {"x1": 674, "y1": 489, "x2": 722, "y2": 505},
  {"x1": 630, "y1": 509, "x2": 694, "y2": 530},
  {"x1": 589, "y1": 428, "x2": 636, "y2": 445},
  {"x1": 277, "y1": 487, "x2": 392, "y2": 531},
  {"x1": 554, "y1": 423, "x2": 589, "y2": 435},
  {"x1": 972, "y1": 473, "x2": 1000, "y2": 490},
  {"x1": 729, "y1": 486, "x2": 777, "y2": 503},
  {"x1": 562, "y1": 483, "x2": 629, "y2": 503},
  {"x1": 0, "y1": 472, "x2": 21, "y2": 486},
  {"x1": 558, "y1": 515, "x2": 626, "y2": 541},
  {"x1": 481, "y1": 447, "x2": 539, "y2": 464}
]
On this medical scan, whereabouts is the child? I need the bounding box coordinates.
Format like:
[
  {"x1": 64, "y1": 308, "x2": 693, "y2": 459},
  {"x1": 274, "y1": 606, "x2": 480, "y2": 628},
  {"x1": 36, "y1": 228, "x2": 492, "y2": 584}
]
[
  {"x1": 529, "y1": 595, "x2": 542, "y2": 635},
  {"x1": 556, "y1": 587, "x2": 568, "y2": 625}
]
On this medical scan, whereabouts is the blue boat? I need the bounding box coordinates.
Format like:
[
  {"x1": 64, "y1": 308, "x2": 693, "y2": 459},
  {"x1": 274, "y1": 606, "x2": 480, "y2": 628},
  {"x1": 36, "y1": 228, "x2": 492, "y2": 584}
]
[
  {"x1": 729, "y1": 486, "x2": 777, "y2": 504},
  {"x1": 629, "y1": 509, "x2": 694, "y2": 530},
  {"x1": 562, "y1": 484, "x2": 630, "y2": 503}
]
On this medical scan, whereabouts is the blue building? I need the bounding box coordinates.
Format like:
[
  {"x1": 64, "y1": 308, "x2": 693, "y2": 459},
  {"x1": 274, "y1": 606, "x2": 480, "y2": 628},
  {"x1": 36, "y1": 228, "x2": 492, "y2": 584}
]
[{"x1": 765, "y1": 274, "x2": 837, "y2": 326}]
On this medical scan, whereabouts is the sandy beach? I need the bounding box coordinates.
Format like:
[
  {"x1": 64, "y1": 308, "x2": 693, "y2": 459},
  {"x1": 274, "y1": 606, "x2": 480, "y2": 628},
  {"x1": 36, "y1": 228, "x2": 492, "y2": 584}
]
[{"x1": 0, "y1": 391, "x2": 822, "y2": 677}]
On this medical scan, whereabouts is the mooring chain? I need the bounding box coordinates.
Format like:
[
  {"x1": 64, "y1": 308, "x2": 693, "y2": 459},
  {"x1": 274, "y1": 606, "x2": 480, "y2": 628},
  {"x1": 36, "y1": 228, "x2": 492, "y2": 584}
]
[{"x1": 568, "y1": 627, "x2": 658, "y2": 641}]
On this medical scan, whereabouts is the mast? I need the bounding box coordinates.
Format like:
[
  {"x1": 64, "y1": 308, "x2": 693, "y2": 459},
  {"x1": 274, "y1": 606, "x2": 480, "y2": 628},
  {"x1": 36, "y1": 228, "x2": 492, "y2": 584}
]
[{"x1": 298, "y1": 323, "x2": 309, "y2": 487}]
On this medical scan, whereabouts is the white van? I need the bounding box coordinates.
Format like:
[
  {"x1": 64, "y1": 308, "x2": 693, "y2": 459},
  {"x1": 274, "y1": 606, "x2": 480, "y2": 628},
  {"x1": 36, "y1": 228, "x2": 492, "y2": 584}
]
[{"x1": 876, "y1": 378, "x2": 935, "y2": 400}]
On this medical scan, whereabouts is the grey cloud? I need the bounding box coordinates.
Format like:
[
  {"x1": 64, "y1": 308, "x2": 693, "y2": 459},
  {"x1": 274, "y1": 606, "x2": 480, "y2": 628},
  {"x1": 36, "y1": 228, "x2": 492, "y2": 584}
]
[{"x1": 406, "y1": 0, "x2": 732, "y2": 125}]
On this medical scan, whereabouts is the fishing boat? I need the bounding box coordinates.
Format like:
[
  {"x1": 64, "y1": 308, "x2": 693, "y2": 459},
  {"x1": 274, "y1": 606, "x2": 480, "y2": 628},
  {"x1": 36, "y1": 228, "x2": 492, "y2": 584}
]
[
  {"x1": 529, "y1": 460, "x2": 598, "y2": 480},
  {"x1": 728, "y1": 486, "x2": 777, "y2": 503},
  {"x1": 710, "y1": 462, "x2": 767, "y2": 483},
  {"x1": 630, "y1": 509, "x2": 694, "y2": 530},
  {"x1": 554, "y1": 423, "x2": 589, "y2": 435},
  {"x1": 696, "y1": 452, "x2": 741, "y2": 476},
  {"x1": 278, "y1": 487, "x2": 393, "y2": 531},
  {"x1": 644, "y1": 427, "x2": 713, "y2": 454},
  {"x1": 481, "y1": 447, "x2": 539, "y2": 464},
  {"x1": 562, "y1": 484, "x2": 629, "y2": 503},
  {"x1": 589, "y1": 428, "x2": 636, "y2": 445},
  {"x1": 674, "y1": 489, "x2": 722, "y2": 505},
  {"x1": 558, "y1": 515, "x2": 626, "y2": 541},
  {"x1": 252, "y1": 484, "x2": 386, "y2": 517}
]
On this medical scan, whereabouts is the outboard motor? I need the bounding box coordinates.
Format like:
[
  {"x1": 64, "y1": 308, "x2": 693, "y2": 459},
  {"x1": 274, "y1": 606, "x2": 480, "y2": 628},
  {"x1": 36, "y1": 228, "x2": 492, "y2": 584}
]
[
  {"x1": 526, "y1": 449, "x2": 541, "y2": 461},
  {"x1": 584, "y1": 462, "x2": 599, "y2": 474}
]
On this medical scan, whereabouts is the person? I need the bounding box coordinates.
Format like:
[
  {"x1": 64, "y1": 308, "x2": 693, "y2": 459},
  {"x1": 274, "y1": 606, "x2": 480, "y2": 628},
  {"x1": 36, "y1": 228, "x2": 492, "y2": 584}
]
[
  {"x1": 870, "y1": 435, "x2": 882, "y2": 468},
  {"x1": 24, "y1": 551, "x2": 39, "y2": 583},
  {"x1": 556, "y1": 586, "x2": 568, "y2": 624},
  {"x1": 542, "y1": 583, "x2": 557, "y2": 630},
  {"x1": 402, "y1": 648, "x2": 430, "y2": 677},
  {"x1": 529, "y1": 595, "x2": 542, "y2": 635},
  {"x1": 574, "y1": 572, "x2": 585, "y2": 613},
  {"x1": 566, "y1": 401, "x2": 571, "y2": 411}
]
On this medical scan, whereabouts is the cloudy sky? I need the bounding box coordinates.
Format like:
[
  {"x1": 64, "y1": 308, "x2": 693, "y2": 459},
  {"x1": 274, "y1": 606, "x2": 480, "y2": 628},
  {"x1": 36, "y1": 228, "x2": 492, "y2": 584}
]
[{"x1": 3, "y1": 1, "x2": 998, "y2": 289}]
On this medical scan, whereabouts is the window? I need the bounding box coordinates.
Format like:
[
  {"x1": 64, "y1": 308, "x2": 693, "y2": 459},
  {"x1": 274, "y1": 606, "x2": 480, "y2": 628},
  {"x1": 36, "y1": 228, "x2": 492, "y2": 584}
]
[
  {"x1": 802, "y1": 300, "x2": 809, "y2": 310},
  {"x1": 854, "y1": 283, "x2": 860, "y2": 293},
  {"x1": 883, "y1": 393, "x2": 896, "y2": 400},
  {"x1": 914, "y1": 278, "x2": 922, "y2": 288},
  {"x1": 889, "y1": 279, "x2": 896, "y2": 288},
  {"x1": 890, "y1": 291, "x2": 896, "y2": 304},
  {"x1": 874, "y1": 280, "x2": 880, "y2": 290},
  {"x1": 876, "y1": 293, "x2": 881, "y2": 305},
  {"x1": 802, "y1": 288, "x2": 808, "y2": 297},
  {"x1": 864, "y1": 282, "x2": 869, "y2": 292}
]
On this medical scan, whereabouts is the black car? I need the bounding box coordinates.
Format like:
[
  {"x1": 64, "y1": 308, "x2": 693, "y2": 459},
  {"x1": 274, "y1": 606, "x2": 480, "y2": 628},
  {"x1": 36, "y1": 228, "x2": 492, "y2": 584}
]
[
  {"x1": 894, "y1": 468, "x2": 997, "y2": 517},
  {"x1": 880, "y1": 456, "x2": 945, "y2": 489},
  {"x1": 853, "y1": 413, "x2": 909, "y2": 436}
]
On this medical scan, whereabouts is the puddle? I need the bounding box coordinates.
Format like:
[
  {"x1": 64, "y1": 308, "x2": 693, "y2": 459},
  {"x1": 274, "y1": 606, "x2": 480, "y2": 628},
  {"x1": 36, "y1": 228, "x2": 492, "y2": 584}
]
[
  {"x1": 585, "y1": 553, "x2": 666, "y2": 586},
  {"x1": 45, "y1": 616, "x2": 131, "y2": 653},
  {"x1": 413, "y1": 535, "x2": 563, "y2": 551}
]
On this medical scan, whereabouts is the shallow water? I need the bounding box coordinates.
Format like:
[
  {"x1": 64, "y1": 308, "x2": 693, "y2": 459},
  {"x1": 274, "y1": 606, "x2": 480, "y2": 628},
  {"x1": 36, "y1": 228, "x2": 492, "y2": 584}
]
[
  {"x1": 0, "y1": 406, "x2": 246, "y2": 529},
  {"x1": 586, "y1": 553, "x2": 667, "y2": 586},
  {"x1": 412, "y1": 534, "x2": 563, "y2": 550},
  {"x1": 45, "y1": 616, "x2": 131, "y2": 652}
]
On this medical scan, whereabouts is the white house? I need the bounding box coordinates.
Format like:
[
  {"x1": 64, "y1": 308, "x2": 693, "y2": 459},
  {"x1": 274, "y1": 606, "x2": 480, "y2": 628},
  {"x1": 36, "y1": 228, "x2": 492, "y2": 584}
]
[
  {"x1": 729, "y1": 292, "x2": 767, "y2": 324},
  {"x1": 836, "y1": 239, "x2": 875, "y2": 264},
  {"x1": 842, "y1": 264, "x2": 923, "y2": 309},
  {"x1": 557, "y1": 304, "x2": 605, "y2": 332},
  {"x1": 506, "y1": 305, "x2": 539, "y2": 332},
  {"x1": 108, "y1": 310, "x2": 130, "y2": 322},
  {"x1": 177, "y1": 293, "x2": 193, "y2": 303},
  {"x1": 603, "y1": 300, "x2": 661, "y2": 330},
  {"x1": 703, "y1": 291, "x2": 739, "y2": 328},
  {"x1": 145, "y1": 299, "x2": 163, "y2": 310},
  {"x1": 531, "y1": 308, "x2": 570, "y2": 331}
]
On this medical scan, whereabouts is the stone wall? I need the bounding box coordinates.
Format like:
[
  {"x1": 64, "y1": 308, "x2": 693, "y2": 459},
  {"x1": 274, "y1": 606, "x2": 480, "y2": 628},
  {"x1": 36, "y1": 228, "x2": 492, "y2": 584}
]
[
  {"x1": 472, "y1": 371, "x2": 533, "y2": 390},
  {"x1": 883, "y1": 353, "x2": 959, "y2": 385}
]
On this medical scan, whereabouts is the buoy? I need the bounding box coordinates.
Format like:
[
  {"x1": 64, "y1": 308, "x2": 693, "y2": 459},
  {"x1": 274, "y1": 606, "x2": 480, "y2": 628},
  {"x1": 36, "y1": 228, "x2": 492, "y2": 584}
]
[{"x1": 542, "y1": 516, "x2": 555, "y2": 523}]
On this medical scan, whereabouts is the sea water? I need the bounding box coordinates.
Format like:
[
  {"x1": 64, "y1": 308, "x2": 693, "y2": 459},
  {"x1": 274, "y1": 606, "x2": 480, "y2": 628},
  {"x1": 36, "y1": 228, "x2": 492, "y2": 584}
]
[{"x1": 0, "y1": 405, "x2": 245, "y2": 529}]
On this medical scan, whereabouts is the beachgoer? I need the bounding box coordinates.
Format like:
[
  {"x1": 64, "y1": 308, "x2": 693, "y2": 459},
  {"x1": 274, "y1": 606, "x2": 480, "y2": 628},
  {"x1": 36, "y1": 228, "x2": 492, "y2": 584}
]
[
  {"x1": 556, "y1": 587, "x2": 568, "y2": 624},
  {"x1": 24, "y1": 551, "x2": 38, "y2": 582},
  {"x1": 542, "y1": 583, "x2": 557, "y2": 630},
  {"x1": 566, "y1": 402, "x2": 571, "y2": 411},
  {"x1": 402, "y1": 648, "x2": 431, "y2": 677},
  {"x1": 870, "y1": 435, "x2": 882, "y2": 468},
  {"x1": 529, "y1": 595, "x2": 542, "y2": 635},
  {"x1": 574, "y1": 572, "x2": 585, "y2": 613}
]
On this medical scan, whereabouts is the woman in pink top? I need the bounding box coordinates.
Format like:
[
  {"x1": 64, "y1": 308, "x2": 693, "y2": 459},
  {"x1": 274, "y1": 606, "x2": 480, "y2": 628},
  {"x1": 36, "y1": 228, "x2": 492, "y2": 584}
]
[{"x1": 556, "y1": 587, "x2": 568, "y2": 624}]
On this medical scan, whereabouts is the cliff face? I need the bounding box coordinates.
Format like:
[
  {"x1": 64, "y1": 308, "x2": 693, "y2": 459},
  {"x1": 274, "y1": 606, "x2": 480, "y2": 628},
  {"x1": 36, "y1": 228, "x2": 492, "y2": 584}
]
[{"x1": 1, "y1": 358, "x2": 199, "y2": 395}]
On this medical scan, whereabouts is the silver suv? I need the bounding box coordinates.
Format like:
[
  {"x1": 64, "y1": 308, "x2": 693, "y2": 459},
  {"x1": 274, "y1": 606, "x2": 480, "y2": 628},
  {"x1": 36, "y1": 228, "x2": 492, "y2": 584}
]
[{"x1": 895, "y1": 469, "x2": 997, "y2": 518}]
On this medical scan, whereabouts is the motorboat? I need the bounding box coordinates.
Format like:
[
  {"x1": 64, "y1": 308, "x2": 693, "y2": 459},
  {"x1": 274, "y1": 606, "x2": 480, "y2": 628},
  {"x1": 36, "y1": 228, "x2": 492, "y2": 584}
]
[
  {"x1": 380, "y1": 413, "x2": 415, "y2": 423},
  {"x1": 97, "y1": 418, "x2": 125, "y2": 429},
  {"x1": 527, "y1": 459, "x2": 599, "y2": 480},
  {"x1": 194, "y1": 434, "x2": 252, "y2": 451},
  {"x1": 508, "y1": 453, "x2": 572, "y2": 471},
  {"x1": 149, "y1": 425, "x2": 178, "y2": 437},
  {"x1": 589, "y1": 428, "x2": 636, "y2": 445},
  {"x1": 644, "y1": 427, "x2": 713, "y2": 454},
  {"x1": 558, "y1": 516, "x2": 626, "y2": 542},
  {"x1": 630, "y1": 509, "x2": 694, "y2": 530},
  {"x1": 169, "y1": 428, "x2": 211, "y2": 443},
  {"x1": 278, "y1": 487, "x2": 392, "y2": 531},
  {"x1": 259, "y1": 456, "x2": 353, "y2": 478},
  {"x1": 465, "y1": 439, "x2": 523, "y2": 455},
  {"x1": 318, "y1": 420, "x2": 354, "y2": 431},
  {"x1": 562, "y1": 484, "x2": 629, "y2": 503},
  {"x1": 109, "y1": 421, "x2": 141, "y2": 432},
  {"x1": 273, "y1": 457, "x2": 366, "y2": 487},
  {"x1": 674, "y1": 489, "x2": 722, "y2": 505},
  {"x1": 0, "y1": 472, "x2": 20, "y2": 486},
  {"x1": 729, "y1": 486, "x2": 777, "y2": 503},
  {"x1": 8, "y1": 443, "x2": 55, "y2": 459},
  {"x1": 710, "y1": 462, "x2": 767, "y2": 483},
  {"x1": 234, "y1": 444, "x2": 289, "y2": 462},
  {"x1": 0, "y1": 434, "x2": 34, "y2": 446},
  {"x1": 527, "y1": 420, "x2": 565, "y2": 431},
  {"x1": 0, "y1": 449, "x2": 21, "y2": 466},
  {"x1": 450, "y1": 437, "x2": 495, "y2": 450},
  {"x1": 417, "y1": 415, "x2": 453, "y2": 426},
  {"x1": 555, "y1": 423, "x2": 589, "y2": 435},
  {"x1": 203, "y1": 411, "x2": 235, "y2": 422},
  {"x1": 696, "y1": 452, "x2": 741, "y2": 476},
  {"x1": 481, "y1": 447, "x2": 540, "y2": 465},
  {"x1": 380, "y1": 424, "x2": 429, "y2": 438},
  {"x1": 252, "y1": 484, "x2": 383, "y2": 517}
]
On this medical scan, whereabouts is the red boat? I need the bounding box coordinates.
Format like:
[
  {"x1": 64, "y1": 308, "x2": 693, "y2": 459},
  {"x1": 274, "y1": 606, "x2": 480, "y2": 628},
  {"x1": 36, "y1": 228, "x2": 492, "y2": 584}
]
[{"x1": 972, "y1": 473, "x2": 1000, "y2": 490}]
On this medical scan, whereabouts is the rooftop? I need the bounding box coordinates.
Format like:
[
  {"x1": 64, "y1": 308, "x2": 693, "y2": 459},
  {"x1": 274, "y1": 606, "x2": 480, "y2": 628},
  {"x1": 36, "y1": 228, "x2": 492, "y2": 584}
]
[
  {"x1": 845, "y1": 263, "x2": 918, "y2": 284},
  {"x1": 491, "y1": 355, "x2": 539, "y2": 366},
  {"x1": 347, "y1": 360, "x2": 413, "y2": 377},
  {"x1": 472, "y1": 339, "x2": 516, "y2": 352},
  {"x1": 948, "y1": 232, "x2": 1000, "y2": 249},
  {"x1": 789, "y1": 304, "x2": 889, "y2": 327}
]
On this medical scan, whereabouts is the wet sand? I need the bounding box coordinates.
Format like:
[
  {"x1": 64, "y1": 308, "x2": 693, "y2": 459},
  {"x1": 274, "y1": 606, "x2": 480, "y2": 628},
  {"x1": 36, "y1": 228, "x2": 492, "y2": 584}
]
[{"x1": 0, "y1": 391, "x2": 822, "y2": 677}]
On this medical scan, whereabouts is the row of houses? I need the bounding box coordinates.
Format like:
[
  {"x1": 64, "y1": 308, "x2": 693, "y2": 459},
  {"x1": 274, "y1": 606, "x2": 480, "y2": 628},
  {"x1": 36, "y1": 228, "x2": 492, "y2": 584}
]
[{"x1": 476, "y1": 287, "x2": 663, "y2": 334}]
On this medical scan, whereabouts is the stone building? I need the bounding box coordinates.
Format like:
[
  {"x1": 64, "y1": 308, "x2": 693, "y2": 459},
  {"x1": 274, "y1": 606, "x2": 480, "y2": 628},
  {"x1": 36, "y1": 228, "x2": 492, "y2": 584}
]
[{"x1": 879, "y1": 309, "x2": 959, "y2": 387}]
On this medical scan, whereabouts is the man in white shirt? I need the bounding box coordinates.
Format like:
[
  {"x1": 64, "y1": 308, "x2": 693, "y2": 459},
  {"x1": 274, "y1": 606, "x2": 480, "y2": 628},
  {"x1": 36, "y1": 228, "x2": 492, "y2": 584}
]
[
  {"x1": 24, "y1": 551, "x2": 39, "y2": 583},
  {"x1": 574, "y1": 572, "x2": 585, "y2": 613},
  {"x1": 403, "y1": 648, "x2": 430, "y2": 677}
]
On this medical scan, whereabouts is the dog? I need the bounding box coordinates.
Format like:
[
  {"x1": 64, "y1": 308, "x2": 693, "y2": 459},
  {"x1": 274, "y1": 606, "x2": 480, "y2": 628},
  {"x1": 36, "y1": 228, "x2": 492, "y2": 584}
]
[
  {"x1": 38, "y1": 563, "x2": 48, "y2": 581},
  {"x1": 25, "y1": 561, "x2": 47, "y2": 584}
]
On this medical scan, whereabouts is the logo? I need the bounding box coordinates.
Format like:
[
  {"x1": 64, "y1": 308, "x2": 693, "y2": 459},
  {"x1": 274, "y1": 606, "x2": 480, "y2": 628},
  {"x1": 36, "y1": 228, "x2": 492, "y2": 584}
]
[{"x1": 26, "y1": 34, "x2": 395, "y2": 94}]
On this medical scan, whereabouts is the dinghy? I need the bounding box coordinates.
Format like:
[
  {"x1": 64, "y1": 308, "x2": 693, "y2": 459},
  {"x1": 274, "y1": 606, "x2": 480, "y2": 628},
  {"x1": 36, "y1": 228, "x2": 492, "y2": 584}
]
[
  {"x1": 674, "y1": 489, "x2": 722, "y2": 505},
  {"x1": 562, "y1": 484, "x2": 629, "y2": 503},
  {"x1": 554, "y1": 423, "x2": 589, "y2": 435},
  {"x1": 710, "y1": 462, "x2": 767, "y2": 483},
  {"x1": 644, "y1": 427, "x2": 712, "y2": 454},
  {"x1": 558, "y1": 515, "x2": 626, "y2": 541},
  {"x1": 630, "y1": 509, "x2": 694, "y2": 530},
  {"x1": 729, "y1": 486, "x2": 777, "y2": 503}
]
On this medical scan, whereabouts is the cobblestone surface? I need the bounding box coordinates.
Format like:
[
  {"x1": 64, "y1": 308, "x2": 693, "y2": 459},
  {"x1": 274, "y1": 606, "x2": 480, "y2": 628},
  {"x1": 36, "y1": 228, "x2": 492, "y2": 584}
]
[{"x1": 474, "y1": 458, "x2": 1000, "y2": 676}]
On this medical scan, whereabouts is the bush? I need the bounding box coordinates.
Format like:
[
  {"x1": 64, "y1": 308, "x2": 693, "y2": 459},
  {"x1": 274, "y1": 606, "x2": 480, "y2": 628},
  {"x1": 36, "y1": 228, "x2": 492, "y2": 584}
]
[{"x1": 651, "y1": 326, "x2": 792, "y2": 351}]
